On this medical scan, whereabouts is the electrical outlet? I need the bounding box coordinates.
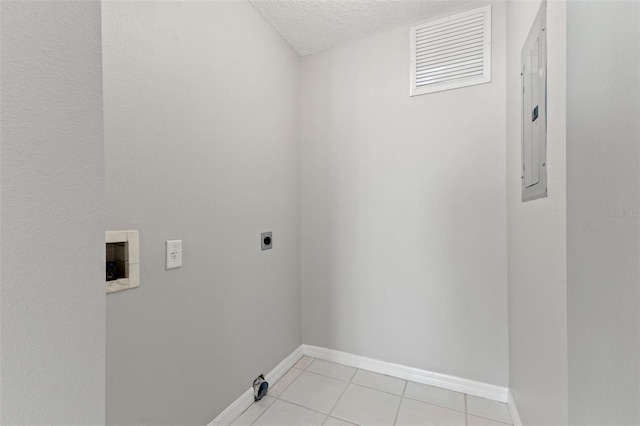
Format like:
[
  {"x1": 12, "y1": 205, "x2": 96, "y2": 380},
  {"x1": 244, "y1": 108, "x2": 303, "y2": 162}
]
[
  {"x1": 261, "y1": 232, "x2": 272, "y2": 250},
  {"x1": 166, "y1": 240, "x2": 182, "y2": 269}
]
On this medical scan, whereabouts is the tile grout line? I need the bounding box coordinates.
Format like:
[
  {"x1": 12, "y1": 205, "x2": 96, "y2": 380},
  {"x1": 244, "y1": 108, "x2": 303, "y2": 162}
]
[
  {"x1": 249, "y1": 360, "x2": 312, "y2": 426},
  {"x1": 249, "y1": 397, "x2": 274, "y2": 426},
  {"x1": 401, "y1": 394, "x2": 467, "y2": 415},
  {"x1": 326, "y1": 368, "x2": 353, "y2": 420},
  {"x1": 392, "y1": 379, "x2": 408, "y2": 425},
  {"x1": 402, "y1": 381, "x2": 469, "y2": 415},
  {"x1": 465, "y1": 394, "x2": 514, "y2": 425},
  {"x1": 465, "y1": 394, "x2": 468, "y2": 426},
  {"x1": 270, "y1": 394, "x2": 338, "y2": 422},
  {"x1": 352, "y1": 383, "x2": 403, "y2": 398},
  {"x1": 307, "y1": 360, "x2": 358, "y2": 383},
  {"x1": 276, "y1": 364, "x2": 309, "y2": 403},
  {"x1": 234, "y1": 393, "x2": 276, "y2": 425},
  {"x1": 268, "y1": 361, "x2": 352, "y2": 424},
  {"x1": 347, "y1": 366, "x2": 357, "y2": 382},
  {"x1": 303, "y1": 366, "x2": 407, "y2": 399},
  {"x1": 271, "y1": 357, "x2": 314, "y2": 403},
  {"x1": 466, "y1": 413, "x2": 514, "y2": 426},
  {"x1": 272, "y1": 367, "x2": 304, "y2": 398}
]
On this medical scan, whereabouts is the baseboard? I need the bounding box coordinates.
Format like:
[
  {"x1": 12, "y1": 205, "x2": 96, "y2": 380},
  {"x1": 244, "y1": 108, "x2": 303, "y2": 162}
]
[
  {"x1": 302, "y1": 344, "x2": 508, "y2": 403},
  {"x1": 507, "y1": 389, "x2": 523, "y2": 426},
  {"x1": 207, "y1": 387, "x2": 253, "y2": 426},
  {"x1": 209, "y1": 344, "x2": 511, "y2": 424},
  {"x1": 207, "y1": 345, "x2": 304, "y2": 426}
]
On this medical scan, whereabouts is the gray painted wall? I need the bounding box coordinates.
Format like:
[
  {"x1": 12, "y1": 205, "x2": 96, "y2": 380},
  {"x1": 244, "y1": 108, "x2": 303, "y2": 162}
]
[
  {"x1": 506, "y1": 1, "x2": 568, "y2": 424},
  {"x1": 6, "y1": 2, "x2": 637, "y2": 424},
  {"x1": 102, "y1": 2, "x2": 301, "y2": 424},
  {"x1": 0, "y1": 1, "x2": 106, "y2": 424},
  {"x1": 567, "y1": 2, "x2": 640, "y2": 424},
  {"x1": 300, "y1": 2, "x2": 509, "y2": 386}
]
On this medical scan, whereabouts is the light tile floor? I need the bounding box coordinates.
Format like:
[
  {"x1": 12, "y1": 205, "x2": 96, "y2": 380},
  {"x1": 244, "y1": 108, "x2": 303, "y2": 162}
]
[{"x1": 231, "y1": 356, "x2": 513, "y2": 426}]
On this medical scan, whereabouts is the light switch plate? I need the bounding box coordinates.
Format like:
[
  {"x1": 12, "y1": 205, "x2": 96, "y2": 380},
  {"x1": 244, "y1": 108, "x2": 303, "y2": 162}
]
[{"x1": 166, "y1": 240, "x2": 182, "y2": 269}]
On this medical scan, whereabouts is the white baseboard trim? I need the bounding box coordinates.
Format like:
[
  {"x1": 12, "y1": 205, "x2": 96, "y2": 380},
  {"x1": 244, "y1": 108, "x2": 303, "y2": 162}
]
[
  {"x1": 209, "y1": 344, "x2": 512, "y2": 425},
  {"x1": 207, "y1": 387, "x2": 253, "y2": 426},
  {"x1": 507, "y1": 389, "x2": 523, "y2": 426},
  {"x1": 207, "y1": 345, "x2": 304, "y2": 426},
  {"x1": 302, "y1": 344, "x2": 508, "y2": 403}
]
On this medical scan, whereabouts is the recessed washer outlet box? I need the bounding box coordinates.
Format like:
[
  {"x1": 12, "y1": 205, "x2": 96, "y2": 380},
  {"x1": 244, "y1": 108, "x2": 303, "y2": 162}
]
[
  {"x1": 105, "y1": 230, "x2": 140, "y2": 293},
  {"x1": 261, "y1": 232, "x2": 272, "y2": 250}
]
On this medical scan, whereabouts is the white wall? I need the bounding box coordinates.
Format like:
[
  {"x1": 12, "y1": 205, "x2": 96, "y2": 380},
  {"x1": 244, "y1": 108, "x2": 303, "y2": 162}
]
[
  {"x1": 0, "y1": 1, "x2": 106, "y2": 424},
  {"x1": 566, "y1": 2, "x2": 640, "y2": 424},
  {"x1": 506, "y1": 1, "x2": 568, "y2": 424},
  {"x1": 102, "y1": 2, "x2": 301, "y2": 424},
  {"x1": 300, "y1": 2, "x2": 509, "y2": 386}
]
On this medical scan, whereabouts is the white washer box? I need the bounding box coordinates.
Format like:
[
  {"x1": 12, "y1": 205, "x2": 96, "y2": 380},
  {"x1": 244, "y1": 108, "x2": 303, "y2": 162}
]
[{"x1": 106, "y1": 230, "x2": 139, "y2": 294}]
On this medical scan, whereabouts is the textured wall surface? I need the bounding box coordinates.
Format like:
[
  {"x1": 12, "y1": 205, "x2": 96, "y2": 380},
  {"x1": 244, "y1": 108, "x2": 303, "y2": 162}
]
[
  {"x1": 300, "y1": 2, "x2": 508, "y2": 387},
  {"x1": 250, "y1": 0, "x2": 478, "y2": 55},
  {"x1": 567, "y1": 2, "x2": 640, "y2": 424},
  {"x1": 0, "y1": 1, "x2": 106, "y2": 424},
  {"x1": 506, "y1": 1, "x2": 568, "y2": 424},
  {"x1": 102, "y1": 2, "x2": 301, "y2": 424}
]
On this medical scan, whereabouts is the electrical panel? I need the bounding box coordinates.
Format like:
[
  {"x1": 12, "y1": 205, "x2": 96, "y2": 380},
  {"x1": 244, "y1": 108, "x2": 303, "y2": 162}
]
[{"x1": 521, "y1": 2, "x2": 547, "y2": 202}]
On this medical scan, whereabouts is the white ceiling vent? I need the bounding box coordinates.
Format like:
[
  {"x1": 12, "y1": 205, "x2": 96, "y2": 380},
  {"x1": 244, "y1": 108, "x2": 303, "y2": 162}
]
[{"x1": 410, "y1": 5, "x2": 491, "y2": 96}]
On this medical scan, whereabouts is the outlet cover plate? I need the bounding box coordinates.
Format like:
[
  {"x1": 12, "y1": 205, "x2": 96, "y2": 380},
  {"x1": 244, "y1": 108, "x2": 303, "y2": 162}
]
[{"x1": 166, "y1": 240, "x2": 182, "y2": 269}]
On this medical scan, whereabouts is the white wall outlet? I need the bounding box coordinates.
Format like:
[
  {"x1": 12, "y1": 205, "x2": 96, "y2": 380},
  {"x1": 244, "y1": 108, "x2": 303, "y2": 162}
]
[{"x1": 166, "y1": 240, "x2": 182, "y2": 270}]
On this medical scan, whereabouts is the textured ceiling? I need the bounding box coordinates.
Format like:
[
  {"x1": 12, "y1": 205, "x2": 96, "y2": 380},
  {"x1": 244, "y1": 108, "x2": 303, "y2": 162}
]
[{"x1": 249, "y1": 0, "x2": 479, "y2": 56}]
